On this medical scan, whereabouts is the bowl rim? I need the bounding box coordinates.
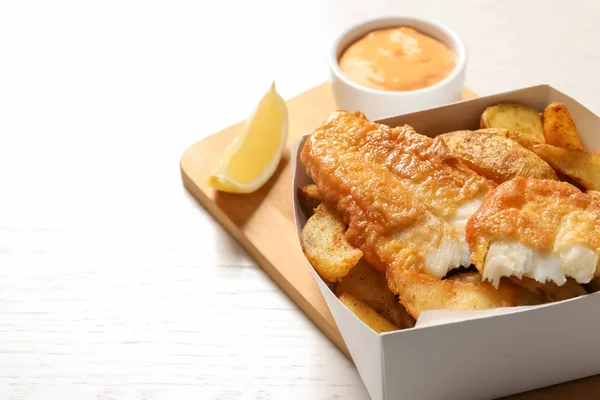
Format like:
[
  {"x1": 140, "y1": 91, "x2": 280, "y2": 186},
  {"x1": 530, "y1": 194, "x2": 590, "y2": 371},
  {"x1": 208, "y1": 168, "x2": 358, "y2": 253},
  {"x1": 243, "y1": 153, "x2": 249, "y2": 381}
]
[{"x1": 330, "y1": 16, "x2": 468, "y2": 97}]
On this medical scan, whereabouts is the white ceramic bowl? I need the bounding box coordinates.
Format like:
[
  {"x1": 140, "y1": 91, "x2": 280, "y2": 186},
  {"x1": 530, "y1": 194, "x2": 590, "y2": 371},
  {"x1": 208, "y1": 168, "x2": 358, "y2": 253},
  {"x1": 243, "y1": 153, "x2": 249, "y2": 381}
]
[{"x1": 330, "y1": 17, "x2": 467, "y2": 120}]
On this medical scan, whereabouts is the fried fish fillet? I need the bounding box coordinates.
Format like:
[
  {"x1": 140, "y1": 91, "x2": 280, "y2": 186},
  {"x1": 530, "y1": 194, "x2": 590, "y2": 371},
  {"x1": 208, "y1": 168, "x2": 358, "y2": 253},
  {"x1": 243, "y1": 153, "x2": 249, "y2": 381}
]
[
  {"x1": 301, "y1": 111, "x2": 542, "y2": 318},
  {"x1": 301, "y1": 111, "x2": 494, "y2": 277},
  {"x1": 467, "y1": 177, "x2": 600, "y2": 287},
  {"x1": 441, "y1": 130, "x2": 556, "y2": 183}
]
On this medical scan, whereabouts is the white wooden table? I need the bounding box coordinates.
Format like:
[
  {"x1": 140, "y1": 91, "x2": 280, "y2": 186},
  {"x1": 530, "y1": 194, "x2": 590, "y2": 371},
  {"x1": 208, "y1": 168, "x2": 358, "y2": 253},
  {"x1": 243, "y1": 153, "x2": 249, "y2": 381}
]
[{"x1": 1, "y1": 0, "x2": 599, "y2": 398}]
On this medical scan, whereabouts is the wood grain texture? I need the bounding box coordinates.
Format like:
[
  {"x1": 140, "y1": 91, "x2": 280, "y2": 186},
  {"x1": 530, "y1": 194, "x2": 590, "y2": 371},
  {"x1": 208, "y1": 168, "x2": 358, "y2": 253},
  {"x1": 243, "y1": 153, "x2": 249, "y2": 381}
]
[
  {"x1": 4, "y1": 0, "x2": 600, "y2": 398},
  {"x1": 180, "y1": 82, "x2": 476, "y2": 359},
  {"x1": 180, "y1": 82, "x2": 600, "y2": 398},
  {"x1": 181, "y1": 82, "x2": 349, "y2": 357}
]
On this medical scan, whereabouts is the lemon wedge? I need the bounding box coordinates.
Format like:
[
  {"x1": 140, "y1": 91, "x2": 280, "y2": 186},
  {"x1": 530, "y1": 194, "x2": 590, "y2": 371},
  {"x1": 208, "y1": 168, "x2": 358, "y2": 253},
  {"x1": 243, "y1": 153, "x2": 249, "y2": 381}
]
[{"x1": 207, "y1": 82, "x2": 288, "y2": 193}]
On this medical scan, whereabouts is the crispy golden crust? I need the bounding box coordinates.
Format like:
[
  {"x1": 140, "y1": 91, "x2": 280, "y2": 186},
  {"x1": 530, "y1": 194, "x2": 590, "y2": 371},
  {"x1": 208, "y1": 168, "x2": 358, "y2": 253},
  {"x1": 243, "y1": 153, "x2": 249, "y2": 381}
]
[
  {"x1": 532, "y1": 144, "x2": 600, "y2": 191},
  {"x1": 466, "y1": 177, "x2": 600, "y2": 270},
  {"x1": 301, "y1": 111, "x2": 493, "y2": 272},
  {"x1": 300, "y1": 111, "x2": 543, "y2": 319},
  {"x1": 441, "y1": 130, "x2": 556, "y2": 183},
  {"x1": 480, "y1": 103, "x2": 544, "y2": 143},
  {"x1": 542, "y1": 102, "x2": 585, "y2": 150}
]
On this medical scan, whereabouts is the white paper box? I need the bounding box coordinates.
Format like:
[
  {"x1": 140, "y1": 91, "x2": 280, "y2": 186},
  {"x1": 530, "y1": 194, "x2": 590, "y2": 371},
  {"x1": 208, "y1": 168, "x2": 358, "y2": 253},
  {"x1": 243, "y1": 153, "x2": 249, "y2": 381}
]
[{"x1": 292, "y1": 85, "x2": 600, "y2": 400}]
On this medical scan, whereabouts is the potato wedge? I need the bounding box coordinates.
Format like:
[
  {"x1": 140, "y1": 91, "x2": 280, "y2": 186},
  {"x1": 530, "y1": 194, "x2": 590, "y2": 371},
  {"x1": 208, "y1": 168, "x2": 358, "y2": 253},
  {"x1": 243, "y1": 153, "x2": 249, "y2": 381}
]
[
  {"x1": 477, "y1": 128, "x2": 543, "y2": 150},
  {"x1": 300, "y1": 203, "x2": 362, "y2": 282},
  {"x1": 542, "y1": 102, "x2": 585, "y2": 150},
  {"x1": 337, "y1": 260, "x2": 415, "y2": 329},
  {"x1": 480, "y1": 103, "x2": 544, "y2": 144},
  {"x1": 297, "y1": 184, "x2": 322, "y2": 217},
  {"x1": 441, "y1": 130, "x2": 556, "y2": 183},
  {"x1": 386, "y1": 270, "x2": 542, "y2": 319},
  {"x1": 299, "y1": 184, "x2": 322, "y2": 202},
  {"x1": 508, "y1": 277, "x2": 586, "y2": 302},
  {"x1": 532, "y1": 144, "x2": 600, "y2": 190},
  {"x1": 338, "y1": 292, "x2": 398, "y2": 333}
]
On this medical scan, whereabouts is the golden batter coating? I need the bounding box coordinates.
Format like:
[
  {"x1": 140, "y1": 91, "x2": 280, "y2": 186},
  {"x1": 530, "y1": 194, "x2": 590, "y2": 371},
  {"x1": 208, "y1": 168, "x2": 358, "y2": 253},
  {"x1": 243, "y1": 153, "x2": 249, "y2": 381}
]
[
  {"x1": 467, "y1": 177, "x2": 600, "y2": 286},
  {"x1": 301, "y1": 111, "x2": 492, "y2": 273},
  {"x1": 300, "y1": 111, "x2": 541, "y2": 318},
  {"x1": 441, "y1": 130, "x2": 557, "y2": 184}
]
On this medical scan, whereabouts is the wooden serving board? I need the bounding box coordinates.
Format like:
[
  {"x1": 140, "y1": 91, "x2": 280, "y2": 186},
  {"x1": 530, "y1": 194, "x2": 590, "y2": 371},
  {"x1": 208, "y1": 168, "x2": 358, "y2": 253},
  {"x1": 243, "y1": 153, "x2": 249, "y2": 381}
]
[{"x1": 180, "y1": 82, "x2": 599, "y2": 399}]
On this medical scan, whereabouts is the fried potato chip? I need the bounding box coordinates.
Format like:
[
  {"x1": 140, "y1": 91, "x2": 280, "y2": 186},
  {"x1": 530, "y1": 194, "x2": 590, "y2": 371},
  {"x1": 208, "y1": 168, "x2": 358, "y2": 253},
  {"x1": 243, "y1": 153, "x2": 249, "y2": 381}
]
[
  {"x1": 299, "y1": 184, "x2": 322, "y2": 202},
  {"x1": 542, "y1": 102, "x2": 585, "y2": 150},
  {"x1": 338, "y1": 292, "x2": 398, "y2": 333},
  {"x1": 480, "y1": 103, "x2": 544, "y2": 144},
  {"x1": 532, "y1": 144, "x2": 600, "y2": 190},
  {"x1": 441, "y1": 130, "x2": 556, "y2": 183},
  {"x1": 508, "y1": 277, "x2": 586, "y2": 302},
  {"x1": 297, "y1": 184, "x2": 322, "y2": 217},
  {"x1": 477, "y1": 128, "x2": 543, "y2": 150},
  {"x1": 300, "y1": 203, "x2": 362, "y2": 282},
  {"x1": 386, "y1": 270, "x2": 543, "y2": 320},
  {"x1": 337, "y1": 260, "x2": 415, "y2": 329}
]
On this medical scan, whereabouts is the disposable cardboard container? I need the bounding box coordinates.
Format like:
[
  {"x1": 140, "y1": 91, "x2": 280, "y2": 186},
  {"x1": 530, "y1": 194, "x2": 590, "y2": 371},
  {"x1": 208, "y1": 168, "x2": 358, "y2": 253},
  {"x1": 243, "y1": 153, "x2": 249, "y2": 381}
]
[{"x1": 292, "y1": 85, "x2": 600, "y2": 400}]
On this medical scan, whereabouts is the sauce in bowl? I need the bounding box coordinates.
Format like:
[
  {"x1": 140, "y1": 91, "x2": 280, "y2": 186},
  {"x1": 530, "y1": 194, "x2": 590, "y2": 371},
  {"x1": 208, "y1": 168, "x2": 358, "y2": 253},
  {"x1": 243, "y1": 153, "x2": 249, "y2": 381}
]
[{"x1": 338, "y1": 27, "x2": 456, "y2": 92}]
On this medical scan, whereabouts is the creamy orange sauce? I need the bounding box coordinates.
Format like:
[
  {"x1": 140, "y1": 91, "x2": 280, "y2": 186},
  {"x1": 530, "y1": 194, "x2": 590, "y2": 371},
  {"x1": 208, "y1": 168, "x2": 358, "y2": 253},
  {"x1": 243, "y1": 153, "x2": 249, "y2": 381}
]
[{"x1": 338, "y1": 27, "x2": 456, "y2": 91}]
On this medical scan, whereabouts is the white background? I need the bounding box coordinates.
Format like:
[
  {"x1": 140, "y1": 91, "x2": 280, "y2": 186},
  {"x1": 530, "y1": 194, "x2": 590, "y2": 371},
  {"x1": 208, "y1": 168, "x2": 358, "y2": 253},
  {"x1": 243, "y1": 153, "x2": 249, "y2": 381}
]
[{"x1": 1, "y1": 0, "x2": 599, "y2": 399}]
